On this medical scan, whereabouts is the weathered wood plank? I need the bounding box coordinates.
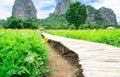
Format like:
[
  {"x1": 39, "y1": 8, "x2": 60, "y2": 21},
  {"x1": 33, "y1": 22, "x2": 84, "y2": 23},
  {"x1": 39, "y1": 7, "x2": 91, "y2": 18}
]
[{"x1": 83, "y1": 71, "x2": 120, "y2": 77}]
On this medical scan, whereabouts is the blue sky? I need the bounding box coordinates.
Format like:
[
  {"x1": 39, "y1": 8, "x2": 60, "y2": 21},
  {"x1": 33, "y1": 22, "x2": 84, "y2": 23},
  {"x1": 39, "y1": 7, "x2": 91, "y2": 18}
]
[{"x1": 0, "y1": 0, "x2": 120, "y2": 22}]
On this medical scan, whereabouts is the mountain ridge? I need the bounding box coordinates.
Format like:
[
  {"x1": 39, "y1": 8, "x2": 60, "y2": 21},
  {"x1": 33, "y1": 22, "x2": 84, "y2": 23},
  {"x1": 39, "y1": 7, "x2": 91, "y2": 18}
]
[{"x1": 53, "y1": 0, "x2": 117, "y2": 25}]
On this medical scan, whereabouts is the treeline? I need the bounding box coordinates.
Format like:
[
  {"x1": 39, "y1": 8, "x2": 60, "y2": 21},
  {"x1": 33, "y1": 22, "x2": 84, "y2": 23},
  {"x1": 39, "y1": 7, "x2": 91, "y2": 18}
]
[
  {"x1": 1, "y1": 16, "x2": 40, "y2": 29},
  {"x1": 39, "y1": 14, "x2": 120, "y2": 29},
  {"x1": 0, "y1": 15, "x2": 120, "y2": 29},
  {"x1": 39, "y1": 14, "x2": 75, "y2": 29}
]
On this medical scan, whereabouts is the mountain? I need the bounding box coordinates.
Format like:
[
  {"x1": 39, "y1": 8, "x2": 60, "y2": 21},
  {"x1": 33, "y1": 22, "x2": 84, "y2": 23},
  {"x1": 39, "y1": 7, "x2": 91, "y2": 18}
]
[
  {"x1": 86, "y1": 5, "x2": 117, "y2": 25},
  {"x1": 53, "y1": 0, "x2": 117, "y2": 25},
  {"x1": 54, "y1": 0, "x2": 72, "y2": 15},
  {"x1": 12, "y1": 0, "x2": 37, "y2": 18},
  {"x1": 99, "y1": 7, "x2": 117, "y2": 25}
]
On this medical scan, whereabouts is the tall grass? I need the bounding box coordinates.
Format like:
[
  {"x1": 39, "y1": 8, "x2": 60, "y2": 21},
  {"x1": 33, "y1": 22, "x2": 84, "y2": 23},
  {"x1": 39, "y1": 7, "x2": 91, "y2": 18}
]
[
  {"x1": 0, "y1": 29, "x2": 48, "y2": 77},
  {"x1": 47, "y1": 29, "x2": 120, "y2": 47}
]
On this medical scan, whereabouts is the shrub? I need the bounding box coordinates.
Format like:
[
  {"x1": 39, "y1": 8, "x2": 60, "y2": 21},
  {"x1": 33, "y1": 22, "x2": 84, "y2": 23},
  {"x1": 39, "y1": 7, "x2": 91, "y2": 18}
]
[
  {"x1": 0, "y1": 29, "x2": 48, "y2": 77},
  {"x1": 79, "y1": 23, "x2": 120, "y2": 29}
]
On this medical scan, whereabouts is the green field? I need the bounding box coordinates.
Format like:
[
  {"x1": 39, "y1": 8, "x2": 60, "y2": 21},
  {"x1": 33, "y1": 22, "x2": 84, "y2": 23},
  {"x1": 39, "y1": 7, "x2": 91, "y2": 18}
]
[
  {"x1": 47, "y1": 29, "x2": 120, "y2": 47},
  {"x1": 0, "y1": 29, "x2": 48, "y2": 77}
]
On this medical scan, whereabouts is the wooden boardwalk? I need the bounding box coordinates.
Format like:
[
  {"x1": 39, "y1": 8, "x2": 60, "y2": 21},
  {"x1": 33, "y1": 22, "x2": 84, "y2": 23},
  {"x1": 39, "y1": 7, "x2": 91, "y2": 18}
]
[{"x1": 43, "y1": 33, "x2": 120, "y2": 77}]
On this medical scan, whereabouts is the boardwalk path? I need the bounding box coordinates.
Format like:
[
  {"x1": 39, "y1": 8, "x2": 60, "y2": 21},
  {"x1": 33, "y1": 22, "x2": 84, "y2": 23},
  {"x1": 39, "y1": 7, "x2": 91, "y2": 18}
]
[{"x1": 43, "y1": 33, "x2": 120, "y2": 77}]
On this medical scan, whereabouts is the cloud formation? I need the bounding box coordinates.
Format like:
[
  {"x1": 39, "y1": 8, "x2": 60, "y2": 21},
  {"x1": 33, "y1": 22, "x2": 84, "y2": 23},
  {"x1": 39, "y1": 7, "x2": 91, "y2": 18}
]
[
  {"x1": 34, "y1": 0, "x2": 56, "y2": 19},
  {"x1": 0, "y1": 0, "x2": 14, "y2": 19}
]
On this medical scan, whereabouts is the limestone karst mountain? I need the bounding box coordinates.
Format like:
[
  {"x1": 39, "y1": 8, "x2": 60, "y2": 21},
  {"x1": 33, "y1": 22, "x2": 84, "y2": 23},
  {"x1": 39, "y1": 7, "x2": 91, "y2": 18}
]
[
  {"x1": 86, "y1": 5, "x2": 117, "y2": 25},
  {"x1": 12, "y1": 0, "x2": 37, "y2": 18},
  {"x1": 99, "y1": 7, "x2": 117, "y2": 25},
  {"x1": 54, "y1": 0, "x2": 72, "y2": 15}
]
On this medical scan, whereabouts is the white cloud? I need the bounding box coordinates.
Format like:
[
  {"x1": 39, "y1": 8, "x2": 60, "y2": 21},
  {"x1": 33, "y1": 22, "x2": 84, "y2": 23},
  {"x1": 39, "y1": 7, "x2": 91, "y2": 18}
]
[
  {"x1": 81, "y1": 0, "x2": 95, "y2": 4},
  {"x1": 90, "y1": 0, "x2": 120, "y2": 22},
  {"x1": 0, "y1": 0, "x2": 14, "y2": 19},
  {"x1": 34, "y1": 0, "x2": 56, "y2": 19},
  {"x1": 37, "y1": 9, "x2": 54, "y2": 19},
  {"x1": 0, "y1": 0, "x2": 14, "y2": 5}
]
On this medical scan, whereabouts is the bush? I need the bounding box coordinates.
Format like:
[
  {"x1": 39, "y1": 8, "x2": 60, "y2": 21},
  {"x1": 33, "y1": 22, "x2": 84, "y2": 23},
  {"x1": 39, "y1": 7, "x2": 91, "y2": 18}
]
[
  {"x1": 2, "y1": 16, "x2": 40, "y2": 29},
  {"x1": 79, "y1": 23, "x2": 120, "y2": 29},
  {"x1": 0, "y1": 30, "x2": 48, "y2": 77}
]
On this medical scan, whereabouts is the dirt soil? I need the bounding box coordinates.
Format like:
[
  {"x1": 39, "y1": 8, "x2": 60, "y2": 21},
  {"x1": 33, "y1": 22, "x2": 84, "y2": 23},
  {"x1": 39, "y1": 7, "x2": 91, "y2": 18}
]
[{"x1": 46, "y1": 45, "x2": 76, "y2": 77}]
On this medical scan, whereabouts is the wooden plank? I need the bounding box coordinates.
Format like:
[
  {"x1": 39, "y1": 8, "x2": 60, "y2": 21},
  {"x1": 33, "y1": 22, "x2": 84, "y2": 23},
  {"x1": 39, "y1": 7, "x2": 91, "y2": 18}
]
[
  {"x1": 80, "y1": 60, "x2": 120, "y2": 68},
  {"x1": 83, "y1": 71, "x2": 120, "y2": 77}
]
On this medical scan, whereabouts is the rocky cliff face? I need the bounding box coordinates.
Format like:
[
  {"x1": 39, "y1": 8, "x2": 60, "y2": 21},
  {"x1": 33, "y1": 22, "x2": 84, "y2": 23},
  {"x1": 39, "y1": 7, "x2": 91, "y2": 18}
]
[
  {"x1": 12, "y1": 0, "x2": 37, "y2": 18},
  {"x1": 54, "y1": 0, "x2": 71, "y2": 15},
  {"x1": 99, "y1": 7, "x2": 117, "y2": 25},
  {"x1": 86, "y1": 5, "x2": 98, "y2": 23},
  {"x1": 86, "y1": 6, "x2": 117, "y2": 25}
]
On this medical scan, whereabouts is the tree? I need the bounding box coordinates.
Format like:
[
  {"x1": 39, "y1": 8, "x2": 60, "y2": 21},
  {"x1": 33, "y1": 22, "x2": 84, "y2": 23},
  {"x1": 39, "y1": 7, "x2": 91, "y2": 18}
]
[
  {"x1": 2, "y1": 16, "x2": 39, "y2": 29},
  {"x1": 2, "y1": 16, "x2": 22, "y2": 29},
  {"x1": 65, "y1": 1, "x2": 87, "y2": 29}
]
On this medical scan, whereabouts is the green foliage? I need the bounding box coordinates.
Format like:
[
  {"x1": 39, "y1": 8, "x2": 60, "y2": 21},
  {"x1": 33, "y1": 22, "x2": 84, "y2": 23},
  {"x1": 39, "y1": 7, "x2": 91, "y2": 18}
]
[
  {"x1": 47, "y1": 29, "x2": 120, "y2": 47},
  {"x1": 39, "y1": 13, "x2": 119, "y2": 29},
  {"x1": 0, "y1": 25, "x2": 3, "y2": 28},
  {"x1": 95, "y1": 13, "x2": 103, "y2": 24},
  {"x1": 65, "y1": 1, "x2": 87, "y2": 29},
  {"x1": 0, "y1": 29, "x2": 48, "y2": 77},
  {"x1": 2, "y1": 16, "x2": 40, "y2": 29},
  {"x1": 79, "y1": 23, "x2": 120, "y2": 29},
  {"x1": 39, "y1": 14, "x2": 72, "y2": 29}
]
